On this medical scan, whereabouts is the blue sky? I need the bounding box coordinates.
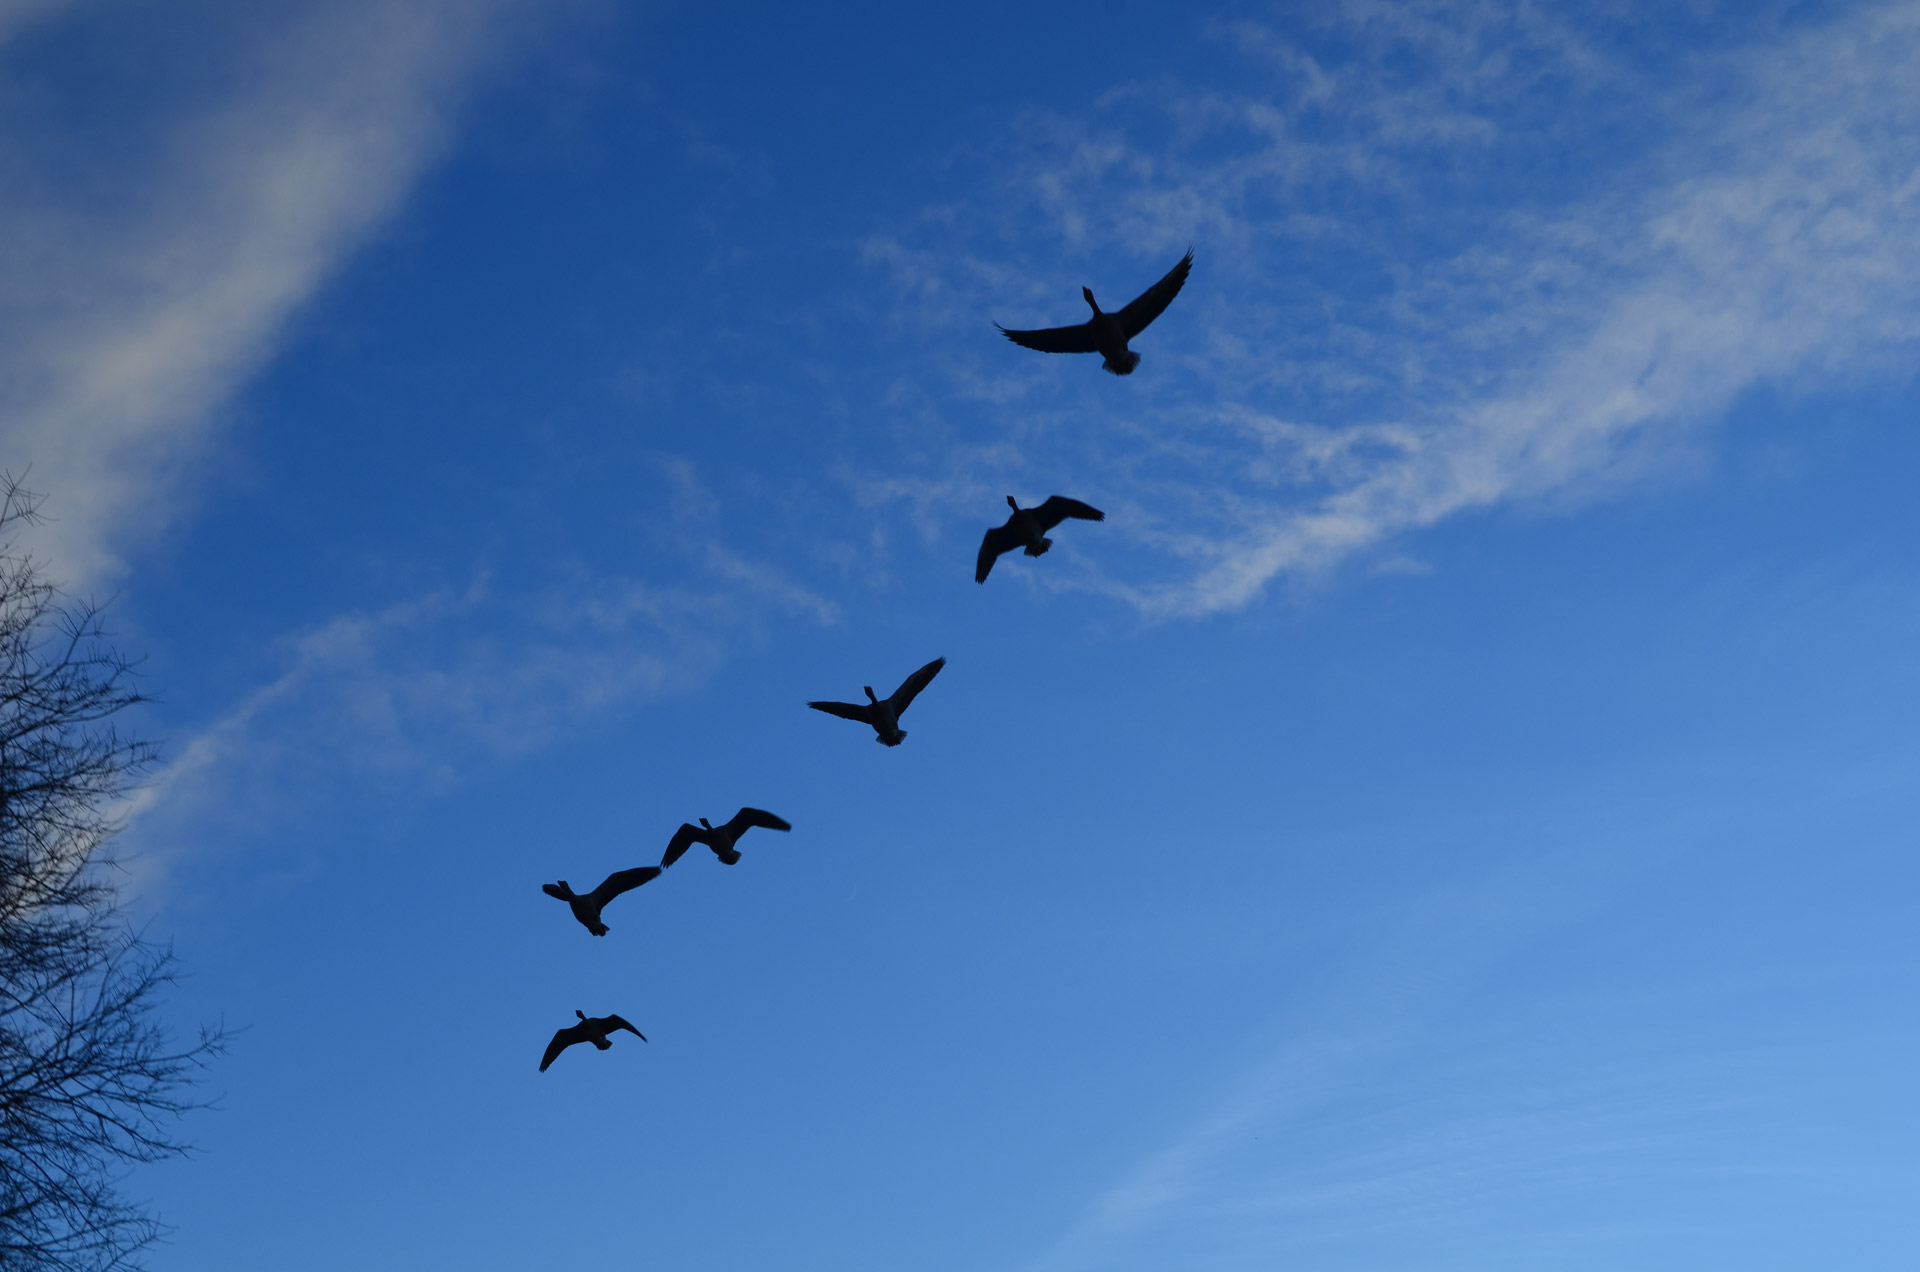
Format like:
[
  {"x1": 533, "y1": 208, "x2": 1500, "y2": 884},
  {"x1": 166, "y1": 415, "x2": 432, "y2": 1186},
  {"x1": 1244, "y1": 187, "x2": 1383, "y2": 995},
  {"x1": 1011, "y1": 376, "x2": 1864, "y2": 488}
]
[{"x1": 4, "y1": 0, "x2": 1920, "y2": 1267}]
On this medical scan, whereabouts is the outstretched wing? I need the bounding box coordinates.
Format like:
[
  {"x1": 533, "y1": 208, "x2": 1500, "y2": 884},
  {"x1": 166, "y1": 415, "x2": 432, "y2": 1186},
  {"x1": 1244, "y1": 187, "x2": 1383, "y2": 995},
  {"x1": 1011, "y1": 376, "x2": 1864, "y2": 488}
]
[
  {"x1": 1117, "y1": 249, "x2": 1193, "y2": 339},
  {"x1": 808, "y1": 699, "x2": 873, "y2": 724},
  {"x1": 540, "y1": 1026, "x2": 581, "y2": 1072},
  {"x1": 661, "y1": 824, "x2": 706, "y2": 870},
  {"x1": 603, "y1": 1013, "x2": 648, "y2": 1042},
  {"x1": 1031, "y1": 496, "x2": 1106, "y2": 532},
  {"x1": 995, "y1": 321, "x2": 1100, "y2": 355},
  {"x1": 888, "y1": 656, "x2": 946, "y2": 716},
  {"x1": 591, "y1": 864, "x2": 661, "y2": 906},
  {"x1": 976, "y1": 524, "x2": 1022, "y2": 583},
  {"x1": 723, "y1": 807, "x2": 792, "y2": 838}
]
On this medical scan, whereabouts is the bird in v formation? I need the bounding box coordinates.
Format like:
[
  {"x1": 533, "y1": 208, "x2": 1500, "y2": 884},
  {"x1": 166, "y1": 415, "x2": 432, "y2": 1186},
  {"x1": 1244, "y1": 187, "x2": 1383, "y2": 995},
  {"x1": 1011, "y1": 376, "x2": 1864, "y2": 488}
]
[
  {"x1": 537, "y1": 246, "x2": 1193, "y2": 1069},
  {"x1": 996, "y1": 247, "x2": 1193, "y2": 375},
  {"x1": 540, "y1": 1010, "x2": 646, "y2": 1071},
  {"x1": 542, "y1": 865, "x2": 661, "y2": 938},
  {"x1": 808, "y1": 656, "x2": 946, "y2": 747},
  {"x1": 543, "y1": 806, "x2": 792, "y2": 937},
  {"x1": 663, "y1": 807, "x2": 792, "y2": 868},
  {"x1": 977, "y1": 495, "x2": 1105, "y2": 584}
]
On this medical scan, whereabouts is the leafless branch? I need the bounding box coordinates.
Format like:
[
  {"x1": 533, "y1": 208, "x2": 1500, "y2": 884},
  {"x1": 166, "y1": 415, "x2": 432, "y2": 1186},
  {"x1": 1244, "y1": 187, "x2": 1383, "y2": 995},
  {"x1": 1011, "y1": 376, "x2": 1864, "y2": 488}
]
[{"x1": 0, "y1": 473, "x2": 226, "y2": 1271}]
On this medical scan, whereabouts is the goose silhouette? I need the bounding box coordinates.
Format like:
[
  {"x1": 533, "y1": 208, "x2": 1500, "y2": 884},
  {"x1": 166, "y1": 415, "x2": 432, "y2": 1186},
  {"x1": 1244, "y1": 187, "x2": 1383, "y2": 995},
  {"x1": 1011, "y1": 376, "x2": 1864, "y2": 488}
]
[
  {"x1": 539, "y1": 1010, "x2": 646, "y2": 1072},
  {"x1": 661, "y1": 807, "x2": 792, "y2": 868},
  {"x1": 808, "y1": 656, "x2": 946, "y2": 746},
  {"x1": 976, "y1": 495, "x2": 1105, "y2": 583},
  {"x1": 542, "y1": 865, "x2": 662, "y2": 937},
  {"x1": 996, "y1": 248, "x2": 1192, "y2": 375}
]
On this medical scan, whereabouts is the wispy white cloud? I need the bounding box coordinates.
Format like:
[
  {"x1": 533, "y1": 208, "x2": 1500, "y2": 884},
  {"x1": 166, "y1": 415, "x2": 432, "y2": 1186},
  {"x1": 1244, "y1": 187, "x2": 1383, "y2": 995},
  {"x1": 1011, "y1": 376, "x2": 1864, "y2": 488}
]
[
  {"x1": 863, "y1": 1, "x2": 1920, "y2": 617},
  {"x1": 119, "y1": 489, "x2": 839, "y2": 892},
  {"x1": 0, "y1": 0, "x2": 538, "y2": 583}
]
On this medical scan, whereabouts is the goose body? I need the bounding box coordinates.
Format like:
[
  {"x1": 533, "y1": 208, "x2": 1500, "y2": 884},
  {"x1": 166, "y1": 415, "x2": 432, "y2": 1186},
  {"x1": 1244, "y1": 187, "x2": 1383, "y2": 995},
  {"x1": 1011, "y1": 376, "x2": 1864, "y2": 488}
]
[
  {"x1": 808, "y1": 656, "x2": 946, "y2": 746},
  {"x1": 996, "y1": 249, "x2": 1192, "y2": 375},
  {"x1": 539, "y1": 1010, "x2": 646, "y2": 1071},
  {"x1": 542, "y1": 864, "x2": 662, "y2": 937},
  {"x1": 976, "y1": 495, "x2": 1105, "y2": 583},
  {"x1": 661, "y1": 807, "x2": 793, "y2": 869}
]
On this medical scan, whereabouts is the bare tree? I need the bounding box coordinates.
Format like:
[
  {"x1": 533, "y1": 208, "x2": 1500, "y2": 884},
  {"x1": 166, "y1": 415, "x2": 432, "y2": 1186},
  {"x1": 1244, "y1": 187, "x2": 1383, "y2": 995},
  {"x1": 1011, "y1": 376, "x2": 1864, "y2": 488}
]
[{"x1": 0, "y1": 476, "x2": 225, "y2": 1271}]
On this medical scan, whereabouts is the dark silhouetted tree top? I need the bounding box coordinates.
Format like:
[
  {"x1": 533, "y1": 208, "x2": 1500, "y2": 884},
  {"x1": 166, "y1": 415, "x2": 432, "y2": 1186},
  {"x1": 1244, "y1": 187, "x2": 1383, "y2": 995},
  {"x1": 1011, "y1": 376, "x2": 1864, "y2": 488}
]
[{"x1": 0, "y1": 474, "x2": 226, "y2": 1272}]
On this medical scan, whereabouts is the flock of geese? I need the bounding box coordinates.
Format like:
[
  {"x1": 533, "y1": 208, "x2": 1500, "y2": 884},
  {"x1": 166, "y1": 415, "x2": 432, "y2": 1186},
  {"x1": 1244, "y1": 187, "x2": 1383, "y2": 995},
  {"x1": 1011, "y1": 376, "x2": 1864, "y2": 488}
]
[{"x1": 536, "y1": 247, "x2": 1195, "y2": 1071}]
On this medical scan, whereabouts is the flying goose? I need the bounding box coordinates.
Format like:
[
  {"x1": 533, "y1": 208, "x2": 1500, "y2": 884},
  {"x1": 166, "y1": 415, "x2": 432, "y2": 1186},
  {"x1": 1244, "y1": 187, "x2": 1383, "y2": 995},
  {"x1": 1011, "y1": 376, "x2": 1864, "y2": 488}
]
[
  {"x1": 542, "y1": 865, "x2": 662, "y2": 937},
  {"x1": 976, "y1": 495, "x2": 1105, "y2": 583},
  {"x1": 808, "y1": 656, "x2": 946, "y2": 746},
  {"x1": 539, "y1": 1010, "x2": 646, "y2": 1071},
  {"x1": 661, "y1": 807, "x2": 793, "y2": 869},
  {"x1": 996, "y1": 248, "x2": 1193, "y2": 375}
]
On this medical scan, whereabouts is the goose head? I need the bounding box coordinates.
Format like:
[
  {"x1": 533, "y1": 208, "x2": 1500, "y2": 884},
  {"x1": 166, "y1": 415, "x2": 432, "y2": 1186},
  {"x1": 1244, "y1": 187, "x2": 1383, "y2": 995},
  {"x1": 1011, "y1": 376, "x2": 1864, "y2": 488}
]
[
  {"x1": 863, "y1": 685, "x2": 879, "y2": 703},
  {"x1": 1082, "y1": 286, "x2": 1101, "y2": 315},
  {"x1": 699, "y1": 817, "x2": 714, "y2": 831},
  {"x1": 574, "y1": 1010, "x2": 587, "y2": 1022},
  {"x1": 1006, "y1": 495, "x2": 1020, "y2": 512}
]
